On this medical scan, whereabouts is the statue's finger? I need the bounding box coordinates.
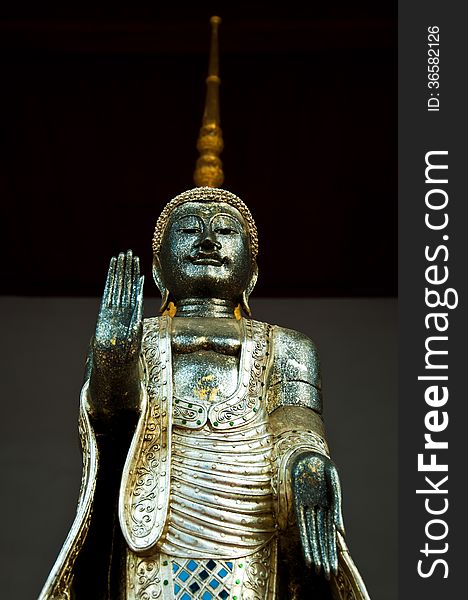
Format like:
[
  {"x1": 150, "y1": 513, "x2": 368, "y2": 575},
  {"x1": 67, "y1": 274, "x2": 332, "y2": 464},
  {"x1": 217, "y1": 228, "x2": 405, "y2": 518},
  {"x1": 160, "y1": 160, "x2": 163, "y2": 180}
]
[
  {"x1": 130, "y1": 276, "x2": 145, "y2": 331},
  {"x1": 133, "y1": 255, "x2": 140, "y2": 280},
  {"x1": 131, "y1": 256, "x2": 141, "y2": 306},
  {"x1": 121, "y1": 250, "x2": 133, "y2": 306},
  {"x1": 137, "y1": 274, "x2": 144, "y2": 302},
  {"x1": 296, "y1": 505, "x2": 313, "y2": 567},
  {"x1": 112, "y1": 252, "x2": 125, "y2": 307},
  {"x1": 307, "y1": 508, "x2": 322, "y2": 575},
  {"x1": 328, "y1": 465, "x2": 345, "y2": 534},
  {"x1": 102, "y1": 256, "x2": 117, "y2": 308},
  {"x1": 317, "y1": 507, "x2": 330, "y2": 579},
  {"x1": 328, "y1": 511, "x2": 338, "y2": 575}
]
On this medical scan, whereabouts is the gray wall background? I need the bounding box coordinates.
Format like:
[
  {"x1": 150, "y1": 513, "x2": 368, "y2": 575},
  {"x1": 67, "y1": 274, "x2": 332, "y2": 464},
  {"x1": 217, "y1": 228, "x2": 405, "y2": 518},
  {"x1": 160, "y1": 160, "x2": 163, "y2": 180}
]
[{"x1": 0, "y1": 297, "x2": 396, "y2": 599}]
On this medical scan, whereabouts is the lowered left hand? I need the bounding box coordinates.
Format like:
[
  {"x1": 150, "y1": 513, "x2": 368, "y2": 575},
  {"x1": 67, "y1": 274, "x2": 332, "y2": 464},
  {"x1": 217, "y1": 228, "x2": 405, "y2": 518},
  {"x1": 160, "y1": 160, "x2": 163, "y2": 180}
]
[{"x1": 291, "y1": 451, "x2": 344, "y2": 579}]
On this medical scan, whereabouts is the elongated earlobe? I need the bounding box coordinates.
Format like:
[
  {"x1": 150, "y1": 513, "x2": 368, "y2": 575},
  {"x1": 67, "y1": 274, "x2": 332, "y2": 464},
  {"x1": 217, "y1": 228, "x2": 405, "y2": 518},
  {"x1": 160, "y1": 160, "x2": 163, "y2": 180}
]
[
  {"x1": 241, "y1": 262, "x2": 258, "y2": 317},
  {"x1": 152, "y1": 256, "x2": 171, "y2": 314}
]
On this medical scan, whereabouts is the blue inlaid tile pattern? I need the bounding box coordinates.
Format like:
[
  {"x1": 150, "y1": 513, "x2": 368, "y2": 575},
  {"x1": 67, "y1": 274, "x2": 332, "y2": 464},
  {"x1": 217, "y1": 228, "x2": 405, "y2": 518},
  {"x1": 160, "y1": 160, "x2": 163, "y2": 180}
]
[
  {"x1": 171, "y1": 557, "x2": 234, "y2": 599},
  {"x1": 187, "y1": 560, "x2": 198, "y2": 572}
]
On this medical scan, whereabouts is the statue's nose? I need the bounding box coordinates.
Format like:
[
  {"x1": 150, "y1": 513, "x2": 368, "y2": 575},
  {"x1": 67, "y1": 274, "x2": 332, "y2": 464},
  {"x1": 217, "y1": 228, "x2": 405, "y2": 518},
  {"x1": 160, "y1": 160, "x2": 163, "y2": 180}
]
[{"x1": 198, "y1": 231, "x2": 221, "y2": 251}]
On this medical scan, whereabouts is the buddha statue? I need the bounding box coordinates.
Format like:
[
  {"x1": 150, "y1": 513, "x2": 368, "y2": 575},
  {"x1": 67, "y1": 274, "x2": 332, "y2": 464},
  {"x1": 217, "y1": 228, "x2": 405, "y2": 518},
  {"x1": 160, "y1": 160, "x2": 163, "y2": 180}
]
[{"x1": 39, "y1": 17, "x2": 370, "y2": 600}]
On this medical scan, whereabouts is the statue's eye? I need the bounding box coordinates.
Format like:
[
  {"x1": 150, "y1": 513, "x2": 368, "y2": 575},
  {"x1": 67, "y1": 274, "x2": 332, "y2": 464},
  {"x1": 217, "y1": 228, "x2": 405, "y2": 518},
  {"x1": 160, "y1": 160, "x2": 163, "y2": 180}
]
[
  {"x1": 179, "y1": 227, "x2": 201, "y2": 234},
  {"x1": 214, "y1": 227, "x2": 238, "y2": 235}
]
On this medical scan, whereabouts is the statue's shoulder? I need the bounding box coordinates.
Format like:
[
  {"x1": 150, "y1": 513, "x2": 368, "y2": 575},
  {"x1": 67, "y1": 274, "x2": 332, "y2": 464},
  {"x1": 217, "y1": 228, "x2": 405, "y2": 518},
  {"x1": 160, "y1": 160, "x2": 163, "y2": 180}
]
[
  {"x1": 251, "y1": 319, "x2": 321, "y2": 388},
  {"x1": 271, "y1": 323, "x2": 320, "y2": 359},
  {"x1": 252, "y1": 318, "x2": 320, "y2": 360}
]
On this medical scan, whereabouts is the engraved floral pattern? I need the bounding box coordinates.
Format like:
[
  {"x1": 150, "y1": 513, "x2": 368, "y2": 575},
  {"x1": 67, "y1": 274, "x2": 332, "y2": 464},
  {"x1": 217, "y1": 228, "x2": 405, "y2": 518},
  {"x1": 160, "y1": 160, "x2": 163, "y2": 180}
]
[
  {"x1": 243, "y1": 542, "x2": 277, "y2": 600},
  {"x1": 335, "y1": 565, "x2": 359, "y2": 600},
  {"x1": 39, "y1": 385, "x2": 99, "y2": 599},
  {"x1": 130, "y1": 322, "x2": 164, "y2": 538},
  {"x1": 209, "y1": 320, "x2": 272, "y2": 429},
  {"x1": 172, "y1": 398, "x2": 206, "y2": 428},
  {"x1": 127, "y1": 554, "x2": 163, "y2": 600},
  {"x1": 120, "y1": 317, "x2": 173, "y2": 551}
]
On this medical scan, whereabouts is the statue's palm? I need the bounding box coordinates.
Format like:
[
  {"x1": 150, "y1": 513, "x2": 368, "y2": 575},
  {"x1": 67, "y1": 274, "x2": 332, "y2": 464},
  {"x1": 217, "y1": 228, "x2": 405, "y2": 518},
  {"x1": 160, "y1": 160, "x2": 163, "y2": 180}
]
[
  {"x1": 94, "y1": 250, "x2": 144, "y2": 369},
  {"x1": 291, "y1": 451, "x2": 344, "y2": 579}
]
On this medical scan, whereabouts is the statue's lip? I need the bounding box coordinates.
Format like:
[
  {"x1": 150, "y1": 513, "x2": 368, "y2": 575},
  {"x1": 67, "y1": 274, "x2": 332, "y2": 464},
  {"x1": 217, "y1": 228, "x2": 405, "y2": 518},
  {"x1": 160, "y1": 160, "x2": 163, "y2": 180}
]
[{"x1": 189, "y1": 253, "x2": 225, "y2": 266}]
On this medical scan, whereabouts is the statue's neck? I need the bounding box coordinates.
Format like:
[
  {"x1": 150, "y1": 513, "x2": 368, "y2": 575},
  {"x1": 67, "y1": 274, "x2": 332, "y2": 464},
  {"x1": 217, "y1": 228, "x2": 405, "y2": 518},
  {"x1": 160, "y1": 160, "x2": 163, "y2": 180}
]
[{"x1": 174, "y1": 298, "x2": 237, "y2": 318}]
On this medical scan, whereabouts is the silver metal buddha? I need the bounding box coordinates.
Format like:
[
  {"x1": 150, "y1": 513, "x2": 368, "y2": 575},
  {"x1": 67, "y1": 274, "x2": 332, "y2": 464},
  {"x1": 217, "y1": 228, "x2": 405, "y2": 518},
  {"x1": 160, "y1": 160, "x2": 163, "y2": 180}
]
[
  {"x1": 39, "y1": 187, "x2": 370, "y2": 600},
  {"x1": 39, "y1": 17, "x2": 370, "y2": 600}
]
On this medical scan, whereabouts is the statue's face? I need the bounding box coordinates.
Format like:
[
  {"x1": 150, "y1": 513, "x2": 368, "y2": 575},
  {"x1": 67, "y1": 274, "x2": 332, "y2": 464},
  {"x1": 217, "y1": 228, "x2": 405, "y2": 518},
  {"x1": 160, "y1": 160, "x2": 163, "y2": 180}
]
[{"x1": 158, "y1": 201, "x2": 253, "y2": 302}]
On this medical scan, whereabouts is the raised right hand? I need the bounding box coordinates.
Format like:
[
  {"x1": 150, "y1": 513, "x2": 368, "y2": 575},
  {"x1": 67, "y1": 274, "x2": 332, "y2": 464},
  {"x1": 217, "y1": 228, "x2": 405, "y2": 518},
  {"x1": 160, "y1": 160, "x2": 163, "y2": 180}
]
[{"x1": 93, "y1": 250, "x2": 144, "y2": 371}]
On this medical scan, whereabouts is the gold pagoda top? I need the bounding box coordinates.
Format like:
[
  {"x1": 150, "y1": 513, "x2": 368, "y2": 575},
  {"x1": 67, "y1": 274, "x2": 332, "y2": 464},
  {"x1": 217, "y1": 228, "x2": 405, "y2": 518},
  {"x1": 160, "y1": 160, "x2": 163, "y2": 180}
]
[{"x1": 193, "y1": 16, "x2": 224, "y2": 187}]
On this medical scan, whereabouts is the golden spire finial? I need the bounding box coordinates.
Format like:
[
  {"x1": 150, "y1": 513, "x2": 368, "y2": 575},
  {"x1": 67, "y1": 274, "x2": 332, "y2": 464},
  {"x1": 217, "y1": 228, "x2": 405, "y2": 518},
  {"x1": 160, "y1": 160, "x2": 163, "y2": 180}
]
[{"x1": 193, "y1": 16, "x2": 224, "y2": 187}]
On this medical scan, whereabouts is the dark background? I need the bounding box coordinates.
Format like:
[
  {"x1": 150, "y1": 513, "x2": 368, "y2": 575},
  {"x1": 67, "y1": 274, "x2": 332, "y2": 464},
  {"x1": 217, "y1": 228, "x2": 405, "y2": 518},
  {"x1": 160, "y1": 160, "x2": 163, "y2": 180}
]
[{"x1": 0, "y1": 1, "x2": 396, "y2": 297}]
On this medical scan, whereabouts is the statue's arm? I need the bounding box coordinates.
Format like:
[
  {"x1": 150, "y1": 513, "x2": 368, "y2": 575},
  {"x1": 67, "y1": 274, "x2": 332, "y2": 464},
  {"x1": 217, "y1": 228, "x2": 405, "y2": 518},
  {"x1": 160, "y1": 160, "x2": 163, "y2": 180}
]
[
  {"x1": 268, "y1": 327, "x2": 344, "y2": 579},
  {"x1": 54, "y1": 252, "x2": 145, "y2": 597},
  {"x1": 87, "y1": 250, "x2": 144, "y2": 434},
  {"x1": 267, "y1": 325, "x2": 322, "y2": 415}
]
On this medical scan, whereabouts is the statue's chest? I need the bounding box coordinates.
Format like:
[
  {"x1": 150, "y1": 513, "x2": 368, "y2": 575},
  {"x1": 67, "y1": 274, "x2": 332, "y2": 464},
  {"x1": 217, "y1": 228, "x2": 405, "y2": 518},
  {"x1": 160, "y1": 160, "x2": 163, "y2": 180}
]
[
  {"x1": 172, "y1": 352, "x2": 239, "y2": 401},
  {"x1": 142, "y1": 316, "x2": 272, "y2": 431},
  {"x1": 170, "y1": 317, "x2": 242, "y2": 400}
]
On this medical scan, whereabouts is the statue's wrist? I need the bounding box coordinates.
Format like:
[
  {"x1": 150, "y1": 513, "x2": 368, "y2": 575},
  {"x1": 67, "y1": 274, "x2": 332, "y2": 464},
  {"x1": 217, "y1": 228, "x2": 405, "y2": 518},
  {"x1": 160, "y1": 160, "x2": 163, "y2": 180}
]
[
  {"x1": 91, "y1": 348, "x2": 140, "y2": 377},
  {"x1": 88, "y1": 359, "x2": 142, "y2": 425}
]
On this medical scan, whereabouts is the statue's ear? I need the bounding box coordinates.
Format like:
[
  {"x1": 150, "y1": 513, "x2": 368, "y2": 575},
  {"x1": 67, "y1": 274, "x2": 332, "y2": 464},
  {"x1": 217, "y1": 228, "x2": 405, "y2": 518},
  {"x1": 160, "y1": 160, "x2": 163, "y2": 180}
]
[
  {"x1": 152, "y1": 255, "x2": 170, "y2": 314},
  {"x1": 241, "y1": 261, "x2": 258, "y2": 317}
]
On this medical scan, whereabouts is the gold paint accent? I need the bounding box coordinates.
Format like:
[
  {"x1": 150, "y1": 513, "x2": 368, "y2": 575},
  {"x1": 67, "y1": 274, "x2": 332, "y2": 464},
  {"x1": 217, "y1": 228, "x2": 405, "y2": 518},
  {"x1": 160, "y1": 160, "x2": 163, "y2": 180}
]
[
  {"x1": 162, "y1": 301, "x2": 177, "y2": 317},
  {"x1": 195, "y1": 384, "x2": 220, "y2": 402},
  {"x1": 194, "y1": 16, "x2": 224, "y2": 187},
  {"x1": 194, "y1": 374, "x2": 219, "y2": 401},
  {"x1": 201, "y1": 374, "x2": 215, "y2": 382},
  {"x1": 234, "y1": 304, "x2": 242, "y2": 320}
]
